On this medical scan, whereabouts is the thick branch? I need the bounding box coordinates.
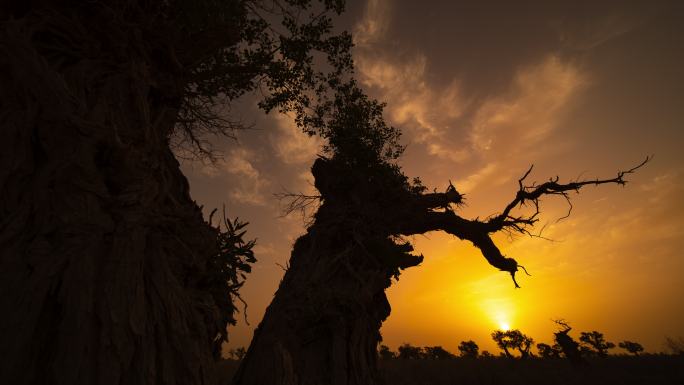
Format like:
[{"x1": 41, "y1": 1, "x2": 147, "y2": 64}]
[{"x1": 399, "y1": 211, "x2": 524, "y2": 287}]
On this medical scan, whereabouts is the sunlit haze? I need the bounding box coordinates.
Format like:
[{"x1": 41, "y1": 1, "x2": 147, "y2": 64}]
[{"x1": 181, "y1": 0, "x2": 684, "y2": 355}]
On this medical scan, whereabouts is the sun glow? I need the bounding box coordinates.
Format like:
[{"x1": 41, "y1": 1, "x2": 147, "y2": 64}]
[{"x1": 499, "y1": 322, "x2": 511, "y2": 331}]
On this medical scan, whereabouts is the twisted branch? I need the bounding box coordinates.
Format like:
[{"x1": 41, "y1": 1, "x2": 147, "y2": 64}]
[
  {"x1": 398, "y1": 157, "x2": 650, "y2": 288},
  {"x1": 486, "y1": 156, "x2": 650, "y2": 234}
]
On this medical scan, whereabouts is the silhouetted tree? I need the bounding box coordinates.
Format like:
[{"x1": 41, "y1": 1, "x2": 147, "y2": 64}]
[
  {"x1": 579, "y1": 331, "x2": 615, "y2": 357},
  {"x1": 458, "y1": 340, "x2": 480, "y2": 358},
  {"x1": 480, "y1": 351, "x2": 494, "y2": 358},
  {"x1": 233, "y1": 74, "x2": 648, "y2": 380},
  {"x1": 378, "y1": 345, "x2": 396, "y2": 360},
  {"x1": 233, "y1": 75, "x2": 648, "y2": 380},
  {"x1": 553, "y1": 320, "x2": 585, "y2": 365},
  {"x1": 619, "y1": 341, "x2": 644, "y2": 356},
  {"x1": 0, "y1": 1, "x2": 353, "y2": 384},
  {"x1": 492, "y1": 330, "x2": 534, "y2": 359},
  {"x1": 226, "y1": 12, "x2": 649, "y2": 385},
  {"x1": 424, "y1": 346, "x2": 454, "y2": 360},
  {"x1": 397, "y1": 344, "x2": 424, "y2": 360},
  {"x1": 536, "y1": 343, "x2": 562, "y2": 359}
]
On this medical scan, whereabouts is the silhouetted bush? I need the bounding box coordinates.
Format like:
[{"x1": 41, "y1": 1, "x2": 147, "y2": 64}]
[
  {"x1": 619, "y1": 341, "x2": 644, "y2": 356},
  {"x1": 398, "y1": 343, "x2": 424, "y2": 359},
  {"x1": 378, "y1": 344, "x2": 396, "y2": 360},
  {"x1": 424, "y1": 346, "x2": 455, "y2": 359},
  {"x1": 458, "y1": 340, "x2": 479, "y2": 358},
  {"x1": 536, "y1": 343, "x2": 562, "y2": 359}
]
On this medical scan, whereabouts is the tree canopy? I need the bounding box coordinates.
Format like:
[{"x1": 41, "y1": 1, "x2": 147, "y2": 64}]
[
  {"x1": 458, "y1": 340, "x2": 480, "y2": 358},
  {"x1": 492, "y1": 330, "x2": 534, "y2": 359},
  {"x1": 579, "y1": 331, "x2": 615, "y2": 357}
]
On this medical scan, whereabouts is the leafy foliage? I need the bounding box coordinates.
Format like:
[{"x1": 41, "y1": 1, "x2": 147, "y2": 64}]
[
  {"x1": 206, "y1": 209, "x2": 256, "y2": 355},
  {"x1": 159, "y1": 0, "x2": 357, "y2": 159}
]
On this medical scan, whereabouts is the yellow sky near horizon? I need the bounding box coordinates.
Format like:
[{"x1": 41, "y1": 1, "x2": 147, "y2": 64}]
[{"x1": 181, "y1": 0, "x2": 684, "y2": 356}]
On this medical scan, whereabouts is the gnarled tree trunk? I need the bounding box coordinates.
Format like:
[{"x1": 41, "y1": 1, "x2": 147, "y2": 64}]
[
  {"x1": 0, "y1": 8, "x2": 229, "y2": 385},
  {"x1": 233, "y1": 159, "x2": 441, "y2": 385}
]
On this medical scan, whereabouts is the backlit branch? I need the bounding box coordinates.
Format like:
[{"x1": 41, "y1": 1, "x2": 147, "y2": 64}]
[
  {"x1": 399, "y1": 211, "x2": 528, "y2": 287},
  {"x1": 486, "y1": 156, "x2": 650, "y2": 234},
  {"x1": 397, "y1": 157, "x2": 649, "y2": 288},
  {"x1": 416, "y1": 180, "x2": 464, "y2": 210},
  {"x1": 275, "y1": 190, "x2": 322, "y2": 224}
]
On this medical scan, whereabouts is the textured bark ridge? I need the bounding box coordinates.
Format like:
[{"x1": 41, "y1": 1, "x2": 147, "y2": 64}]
[
  {"x1": 0, "y1": 11, "x2": 227, "y2": 385},
  {"x1": 233, "y1": 159, "x2": 424, "y2": 385}
]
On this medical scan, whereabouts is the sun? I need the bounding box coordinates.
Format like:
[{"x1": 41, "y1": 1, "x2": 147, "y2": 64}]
[{"x1": 499, "y1": 322, "x2": 511, "y2": 331}]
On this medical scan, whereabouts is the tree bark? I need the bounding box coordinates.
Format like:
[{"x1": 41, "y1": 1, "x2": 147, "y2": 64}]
[
  {"x1": 232, "y1": 230, "x2": 397, "y2": 385},
  {"x1": 232, "y1": 159, "x2": 427, "y2": 385},
  {"x1": 0, "y1": 9, "x2": 227, "y2": 385}
]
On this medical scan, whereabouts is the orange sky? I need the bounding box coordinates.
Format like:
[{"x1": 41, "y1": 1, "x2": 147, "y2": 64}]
[{"x1": 181, "y1": 0, "x2": 684, "y2": 355}]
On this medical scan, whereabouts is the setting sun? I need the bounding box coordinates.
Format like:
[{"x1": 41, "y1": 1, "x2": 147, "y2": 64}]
[{"x1": 499, "y1": 322, "x2": 511, "y2": 331}]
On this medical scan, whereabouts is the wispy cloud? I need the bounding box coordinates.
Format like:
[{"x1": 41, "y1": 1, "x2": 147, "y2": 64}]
[
  {"x1": 219, "y1": 147, "x2": 270, "y2": 206},
  {"x1": 269, "y1": 113, "x2": 322, "y2": 165},
  {"x1": 353, "y1": 1, "x2": 586, "y2": 195},
  {"x1": 353, "y1": 0, "x2": 391, "y2": 46},
  {"x1": 469, "y1": 55, "x2": 584, "y2": 156}
]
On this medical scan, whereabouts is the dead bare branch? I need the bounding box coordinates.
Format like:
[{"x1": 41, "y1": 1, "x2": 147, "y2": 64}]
[
  {"x1": 486, "y1": 156, "x2": 651, "y2": 234},
  {"x1": 397, "y1": 157, "x2": 649, "y2": 288}
]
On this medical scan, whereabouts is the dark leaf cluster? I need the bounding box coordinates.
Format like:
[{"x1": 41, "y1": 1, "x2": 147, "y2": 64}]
[
  {"x1": 205, "y1": 208, "x2": 256, "y2": 355},
  {"x1": 165, "y1": 0, "x2": 356, "y2": 159}
]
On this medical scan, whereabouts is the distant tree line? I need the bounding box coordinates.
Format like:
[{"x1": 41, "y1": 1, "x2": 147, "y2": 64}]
[
  {"x1": 367, "y1": 325, "x2": 684, "y2": 362},
  {"x1": 225, "y1": 331, "x2": 684, "y2": 362}
]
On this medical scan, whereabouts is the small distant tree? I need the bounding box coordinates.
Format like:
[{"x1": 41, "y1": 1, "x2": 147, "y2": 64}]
[
  {"x1": 664, "y1": 336, "x2": 684, "y2": 355},
  {"x1": 553, "y1": 320, "x2": 584, "y2": 365},
  {"x1": 536, "y1": 343, "x2": 562, "y2": 359},
  {"x1": 378, "y1": 345, "x2": 396, "y2": 360},
  {"x1": 492, "y1": 330, "x2": 534, "y2": 359},
  {"x1": 579, "y1": 331, "x2": 615, "y2": 357},
  {"x1": 458, "y1": 340, "x2": 479, "y2": 358},
  {"x1": 480, "y1": 351, "x2": 493, "y2": 358},
  {"x1": 619, "y1": 341, "x2": 644, "y2": 356},
  {"x1": 229, "y1": 347, "x2": 247, "y2": 361},
  {"x1": 397, "y1": 343, "x2": 424, "y2": 359},
  {"x1": 424, "y1": 346, "x2": 454, "y2": 360}
]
